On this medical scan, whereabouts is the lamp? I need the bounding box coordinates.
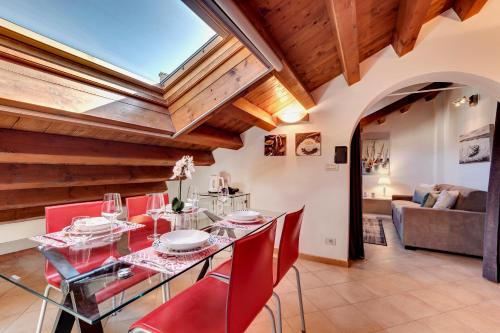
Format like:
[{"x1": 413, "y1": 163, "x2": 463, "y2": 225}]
[
  {"x1": 378, "y1": 176, "x2": 391, "y2": 197},
  {"x1": 276, "y1": 103, "x2": 308, "y2": 124}
]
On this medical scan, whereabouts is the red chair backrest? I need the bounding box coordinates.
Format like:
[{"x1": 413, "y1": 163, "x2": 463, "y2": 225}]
[
  {"x1": 275, "y1": 206, "x2": 305, "y2": 285},
  {"x1": 226, "y1": 221, "x2": 277, "y2": 333},
  {"x1": 126, "y1": 194, "x2": 169, "y2": 219},
  {"x1": 45, "y1": 201, "x2": 103, "y2": 233}
]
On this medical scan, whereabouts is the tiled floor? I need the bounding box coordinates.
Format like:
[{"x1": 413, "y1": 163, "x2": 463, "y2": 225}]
[{"x1": 2, "y1": 220, "x2": 500, "y2": 332}]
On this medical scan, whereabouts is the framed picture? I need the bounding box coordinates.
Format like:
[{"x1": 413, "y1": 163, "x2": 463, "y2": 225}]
[
  {"x1": 264, "y1": 134, "x2": 286, "y2": 156},
  {"x1": 295, "y1": 132, "x2": 321, "y2": 156},
  {"x1": 361, "y1": 132, "x2": 390, "y2": 175},
  {"x1": 459, "y1": 124, "x2": 494, "y2": 164}
]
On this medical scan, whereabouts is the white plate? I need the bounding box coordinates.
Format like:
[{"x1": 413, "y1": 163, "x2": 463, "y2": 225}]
[
  {"x1": 73, "y1": 217, "x2": 113, "y2": 232},
  {"x1": 159, "y1": 230, "x2": 210, "y2": 251},
  {"x1": 227, "y1": 217, "x2": 263, "y2": 224},
  {"x1": 63, "y1": 223, "x2": 120, "y2": 235},
  {"x1": 153, "y1": 237, "x2": 216, "y2": 256},
  {"x1": 165, "y1": 202, "x2": 193, "y2": 213},
  {"x1": 227, "y1": 210, "x2": 261, "y2": 221}
]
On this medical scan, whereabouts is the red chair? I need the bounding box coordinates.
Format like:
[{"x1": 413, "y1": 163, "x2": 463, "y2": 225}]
[
  {"x1": 129, "y1": 221, "x2": 279, "y2": 333},
  {"x1": 210, "y1": 206, "x2": 306, "y2": 332},
  {"x1": 36, "y1": 201, "x2": 152, "y2": 333},
  {"x1": 126, "y1": 194, "x2": 169, "y2": 219}
]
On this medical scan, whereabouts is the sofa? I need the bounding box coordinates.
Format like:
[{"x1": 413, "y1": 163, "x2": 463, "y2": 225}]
[{"x1": 391, "y1": 184, "x2": 487, "y2": 257}]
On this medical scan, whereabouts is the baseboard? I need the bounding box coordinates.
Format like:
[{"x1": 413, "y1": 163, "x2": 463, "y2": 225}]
[{"x1": 274, "y1": 248, "x2": 350, "y2": 267}]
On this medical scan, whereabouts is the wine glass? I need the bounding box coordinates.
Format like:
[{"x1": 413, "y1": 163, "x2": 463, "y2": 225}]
[
  {"x1": 217, "y1": 182, "x2": 230, "y2": 216},
  {"x1": 146, "y1": 193, "x2": 165, "y2": 240},
  {"x1": 102, "y1": 193, "x2": 122, "y2": 223},
  {"x1": 187, "y1": 185, "x2": 200, "y2": 209}
]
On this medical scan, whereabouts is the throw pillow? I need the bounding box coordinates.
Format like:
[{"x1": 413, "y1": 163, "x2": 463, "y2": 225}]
[
  {"x1": 412, "y1": 187, "x2": 430, "y2": 204},
  {"x1": 433, "y1": 190, "x2": 460, "y2": 209},
  {"x1": 421, "y1": 192, "x2": 439, "y2": 207}
]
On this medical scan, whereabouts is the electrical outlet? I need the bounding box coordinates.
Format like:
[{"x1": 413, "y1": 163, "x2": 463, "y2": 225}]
[
  {"x1": 324, "y1": 237, "x2": 336, "y2": 246},
  {"x1": 326, "y1": 163, "x2": 339, "y2": 171}
]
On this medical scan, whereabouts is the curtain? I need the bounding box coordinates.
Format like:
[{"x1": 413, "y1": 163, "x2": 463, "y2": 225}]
[{"x1": 349, "y1": 124, "x2": 365, "y2": 260}]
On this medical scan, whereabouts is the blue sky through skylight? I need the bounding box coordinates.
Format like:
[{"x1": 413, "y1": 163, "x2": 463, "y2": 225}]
[{"x1": 0, "y1": 0, "x2": 216, "y2": 83}]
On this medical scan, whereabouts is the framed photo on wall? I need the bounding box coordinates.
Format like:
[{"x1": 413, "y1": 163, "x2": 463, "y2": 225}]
[
  {"x1": 459, "y1": 124, "x2": 494, "y2": 164},
  {"x1": 295, "y1": 132, "x2": 321, "y2": 156},
  {"x1": 264, "y1": 134, "x2": 287, "y2": 156},
  {"x1": 361, "y1": 132, "x2": 390, "y2": 175}
]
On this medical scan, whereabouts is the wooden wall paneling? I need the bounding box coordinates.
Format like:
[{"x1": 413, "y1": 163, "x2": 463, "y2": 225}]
[
  {"x1": 168, "y1": 47, "x2": 253, "y2": 113},
  {"x1": 453, "y1": 0, "x2": 488, "y2": 20},
  {"x1": 0, "y1": 164, "x2": 173, "y2": 190},
  {"x1": 0, "y1": 206, "x2": 46, "y2": 223},
  {"x1": 230, "y1": 98, "x2": 277, "y2": 131},
  {"x1": 204, "y1": 110, "x2": 254, "y2": 134},
  {"x1": 0, "y1": 105, "x2": 214, "y2": 151},
  {"x1": 392, "y1": 0, "x2": 433, "y2": 57},
  {"x1": 236, "y1": 0, "x2": 317, "y2": 106},
  {"x1": 0, "y1": 39, "x2": 167, "y2": 106},
  {"x1": 164, "y1": 37, "x2": 244, "y2": 103},
  {"x1": 0, "y1": 182, "x2": 167, "y2": 210},
  {"x1": 178, "y1": 125, "x2": 243, "y2": 150},
  {"x1": 0, "y1": 58, "x2": 176, "y2": 134},
  {"x1": 0, "y1": 129, "x2": 215, "y2": 166},
  {"x1": 170, "y1": 53, "x2": 269, "y2": 132},
  {"x1": 326, "y1": 0, "x2": 361, "y2": 85}
]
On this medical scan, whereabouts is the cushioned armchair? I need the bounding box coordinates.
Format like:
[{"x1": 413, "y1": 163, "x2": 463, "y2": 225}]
[{"x1": 391, "y1": 184, "x2": 486, "y2": 257}]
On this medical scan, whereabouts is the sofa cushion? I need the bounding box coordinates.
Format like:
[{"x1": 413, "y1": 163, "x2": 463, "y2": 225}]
[
  {"x1": 433, "y1": 190, "x2": 460, "y2": 209},
  {"x1": 391, "y1": 200, "x2": 420, "y2": 222},
  {"x1": 436, "y1": 184, "x2": 487, "y2": 212},
  {"x1": 422, "y1": 192, "x2": 439, "y2": 207}
]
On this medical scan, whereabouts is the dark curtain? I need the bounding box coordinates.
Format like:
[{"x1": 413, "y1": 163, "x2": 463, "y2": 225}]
[
  {"x1": 483, "y1": 103, "x2": 500, "y2": 282},
  {"x1": 349, "y1": 124, "x2": 365, "y2": 260}
]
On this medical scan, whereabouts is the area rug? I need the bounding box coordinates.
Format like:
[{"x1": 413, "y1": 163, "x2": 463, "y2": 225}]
[{"x1": 363, "y1": 217, "x2": 387, "y2": 246}]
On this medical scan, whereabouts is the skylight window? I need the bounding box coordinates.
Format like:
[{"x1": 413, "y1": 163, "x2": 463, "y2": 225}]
[{"x1": 0, "y1": 0, "x2": 217, "y2": 83}]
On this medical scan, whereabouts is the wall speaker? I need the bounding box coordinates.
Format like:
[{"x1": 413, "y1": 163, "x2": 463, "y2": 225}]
[{"x1": 335, "y1": 146, "x2": 348, "y2": 164}]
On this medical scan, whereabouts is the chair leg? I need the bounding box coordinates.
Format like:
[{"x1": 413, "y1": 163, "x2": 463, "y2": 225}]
[
  {"x1": 272, "y1": 292, "x2": 283, "y2": 333},
  {"x1": 161, "y1": 273, "x2": 170, "y2": 303},
  {"x1": 35, "y1": 284, "x2": 52, "y2": 333},
  {"x1": 292, "y1": 265, "x2": 306, "y2": 333},
  {"x1": 264, "y1": 304, "x2": 278, "y2": 333}
]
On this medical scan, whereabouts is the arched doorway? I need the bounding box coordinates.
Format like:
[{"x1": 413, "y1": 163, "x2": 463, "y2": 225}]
[{"x1": 348, "y1": 72, "x2": 500, "y2": 282}]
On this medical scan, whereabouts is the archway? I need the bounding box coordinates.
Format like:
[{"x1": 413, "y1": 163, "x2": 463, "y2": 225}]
[{"x1": 348, "y1": 72, "x2": 500, "y2": 282}]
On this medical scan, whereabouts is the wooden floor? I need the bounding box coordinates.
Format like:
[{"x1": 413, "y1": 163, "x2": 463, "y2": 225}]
[{"x1": 1, "y1": 220, "x2": 499, "y2": 332}]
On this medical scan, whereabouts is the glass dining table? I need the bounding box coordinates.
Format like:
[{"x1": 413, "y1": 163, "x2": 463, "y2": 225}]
[{"x1": 0, "y1": 209, "x2": 285, "y2": 333}]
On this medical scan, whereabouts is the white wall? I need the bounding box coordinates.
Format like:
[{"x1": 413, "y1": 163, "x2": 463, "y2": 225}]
[
  {"x1": 435, "y1": 86, "x2": 497, "y2": 190},
  {"x1": 362, "y1": 98, "x2": 438, "y2": 196},
  {"x1": 362, "y1": 86, "x2": 496, "y2": 196},
  {"x1": 184, "y1": 3, "x2": 500, "y2": 262}
]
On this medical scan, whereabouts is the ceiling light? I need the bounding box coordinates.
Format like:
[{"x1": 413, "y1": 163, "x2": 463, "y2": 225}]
[{"x1": 276, "y1": 104, "x2": 308, "y2": 124}]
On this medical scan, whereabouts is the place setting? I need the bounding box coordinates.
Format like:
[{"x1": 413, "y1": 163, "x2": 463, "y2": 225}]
[
  {"x1": 212, "y1": 209, "x2": 269, "y2": 231},
  {"x1": 120, "y1": 229, "x2": 232, "y2": 275}
]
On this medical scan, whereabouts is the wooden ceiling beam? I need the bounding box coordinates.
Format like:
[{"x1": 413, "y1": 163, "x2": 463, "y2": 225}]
[
  {"x1": 392, "y1": 0, "x2": 432, "y2": 57},
  {"x1": 0, "y1": 164, "x2": 173, "y2": 190},
  {"x1": 235, "y1": 2, "x2": 315, "y2": 109},
  {"x1": 360, "y1": 82, "x2": 452, "y2": 127},
  {"x1": 325, "y1": 0, "x2": 360, "y2": 85},
  {"x1": 230, "y1": 98, "x2": 277, "y2": 131},
  {"x1": 453, "y1": 0, "x2": 488, "y2": 20},
  {"x1": 0, "y1": 182, "x2": 167, "y2": 211},
  {"x1": 179, "y1": 125, "x2": 243, "y2": 150},
  {"x1": 0, "y1": 129, "x2": 215, "y2": 166}
]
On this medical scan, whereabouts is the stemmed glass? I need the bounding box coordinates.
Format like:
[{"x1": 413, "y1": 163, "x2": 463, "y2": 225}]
[
  {"x1": 217, "y1": 182, "x2": 230, "y2": 216},
  {"x1": 69, "y1": 216, "x2": 92, "y2": 263},
  {"x1": 102, "y1": 193, "x2": 122, "y2": 223},
  {"x1": 147, "y1": 193, "x2": 165, "y2": 240},
  {"x1": 187, "y1": 185, "x2": 200, "y2": 209}
]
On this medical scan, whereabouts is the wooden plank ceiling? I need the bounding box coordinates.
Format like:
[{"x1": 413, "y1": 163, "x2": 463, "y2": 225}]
[
  {"x1": 0, "y1": 0, "x2": 489, "y2": 223},
  {"x1": 235, "y1": 0, "x2": 488, "y2": 91}
]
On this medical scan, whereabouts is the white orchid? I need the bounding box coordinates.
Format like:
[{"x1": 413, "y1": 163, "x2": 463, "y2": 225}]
[
  {"x1": 170, "y1": 156, "x2": 196, "y2": 213},
  {"x1": 170, "y1": 155, "x2": 195, "y2": 180}
]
